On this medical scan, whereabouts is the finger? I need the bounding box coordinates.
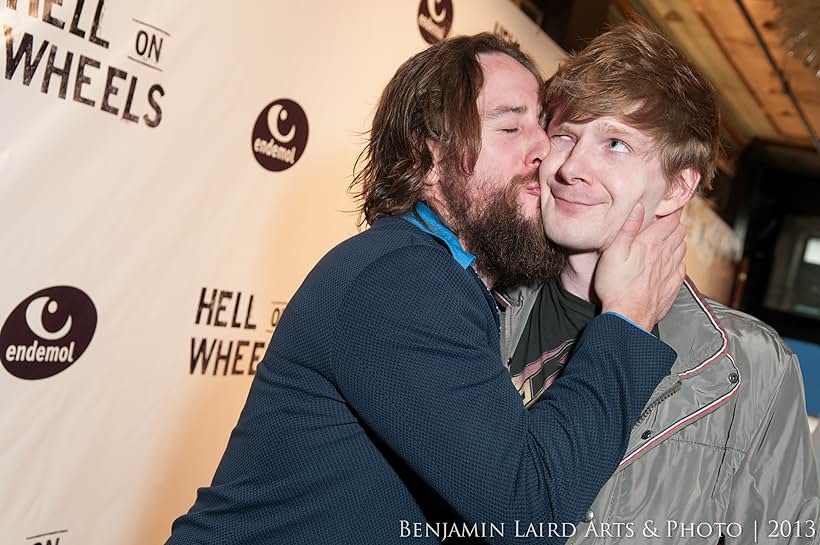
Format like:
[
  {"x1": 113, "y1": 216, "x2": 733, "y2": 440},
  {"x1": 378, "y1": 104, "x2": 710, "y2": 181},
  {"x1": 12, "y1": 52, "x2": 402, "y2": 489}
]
[
  {"x1": 670, "y1": 239, "x2": 686, "y2": 265},
  {"x1": 658, "y1": 229, "x2": 685, "y2": 270},
  {"x1": 669, "y1": 223, "x2": 687, "y2": 246},
  {"x1": 663, "y1": 225, "x2": 685, "y2": 253},
  {"x1": 642, "y1": 208, "x2": 682, "y2": 241},
  {"x1": 603, "y1": 202, "x2": 645, "y2": 252}
]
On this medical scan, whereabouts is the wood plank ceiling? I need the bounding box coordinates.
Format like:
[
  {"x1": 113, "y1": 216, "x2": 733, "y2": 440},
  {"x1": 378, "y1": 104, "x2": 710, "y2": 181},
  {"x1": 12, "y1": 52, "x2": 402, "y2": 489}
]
[{"x1": 610, "y1": 0, "x2": 820, "y2": 171}]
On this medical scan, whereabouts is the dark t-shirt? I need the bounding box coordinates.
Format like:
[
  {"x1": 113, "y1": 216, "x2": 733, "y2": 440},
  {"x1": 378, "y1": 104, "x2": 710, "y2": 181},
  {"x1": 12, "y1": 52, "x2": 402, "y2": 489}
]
[
  {"x1": 509, "y1": 279, "x2": 595, "y2": 407},
  {"x1": 509, "y1": 279, "x2": 661, "y2": 407}
]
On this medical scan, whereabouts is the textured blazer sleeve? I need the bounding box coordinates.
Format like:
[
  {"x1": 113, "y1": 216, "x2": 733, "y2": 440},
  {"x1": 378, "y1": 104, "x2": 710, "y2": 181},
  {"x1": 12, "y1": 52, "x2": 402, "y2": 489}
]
[
  {"x1": 724, "y1": 349, "x2": 820, "y2": 545},
  {"x1": 332, "y1": 245, "x2": 677, "y2": 544}
]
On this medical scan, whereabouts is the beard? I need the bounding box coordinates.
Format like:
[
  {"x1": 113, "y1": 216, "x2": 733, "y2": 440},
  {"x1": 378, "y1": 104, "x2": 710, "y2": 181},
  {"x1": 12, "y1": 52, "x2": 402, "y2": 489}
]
[{"x1": 438, "y1": 170, "x2": 566, "y2": 289}]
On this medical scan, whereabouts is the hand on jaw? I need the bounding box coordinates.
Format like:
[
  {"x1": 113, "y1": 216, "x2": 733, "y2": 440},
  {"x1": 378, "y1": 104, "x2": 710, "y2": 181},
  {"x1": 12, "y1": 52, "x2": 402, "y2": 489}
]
[{"x1": 594, "y1": 203, "x2": 687, "y2": 330}]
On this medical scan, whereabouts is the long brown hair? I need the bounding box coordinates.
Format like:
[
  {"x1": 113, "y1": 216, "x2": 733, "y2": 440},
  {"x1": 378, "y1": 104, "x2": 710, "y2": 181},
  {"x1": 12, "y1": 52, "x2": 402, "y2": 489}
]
[{"x1": 350, "y1": 33, "x2": 541, "y2": 225}]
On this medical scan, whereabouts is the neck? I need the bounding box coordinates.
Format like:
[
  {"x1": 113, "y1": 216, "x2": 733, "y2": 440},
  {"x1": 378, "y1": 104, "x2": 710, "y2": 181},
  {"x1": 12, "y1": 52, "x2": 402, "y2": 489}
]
[{"x1": 560, "y1": 251, "x2": 600, "y2": 303}]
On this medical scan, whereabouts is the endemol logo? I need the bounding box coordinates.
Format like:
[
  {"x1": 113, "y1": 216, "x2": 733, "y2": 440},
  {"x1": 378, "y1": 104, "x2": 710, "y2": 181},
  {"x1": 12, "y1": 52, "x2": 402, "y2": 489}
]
[
  {"x1": 252, "y1": 99, "x2": 309, "y2": 172},
  {"x1": 0, "y1": 287, "x2": 97, "y2": 380},
  {"x1": 418, "y1": 0, "x2": 453, "y2": 44}
]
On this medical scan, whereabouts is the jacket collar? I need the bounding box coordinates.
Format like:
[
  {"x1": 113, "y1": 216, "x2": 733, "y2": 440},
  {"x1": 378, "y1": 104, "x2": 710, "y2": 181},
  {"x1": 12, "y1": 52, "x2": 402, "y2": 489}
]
[
  {"x1": 658, "y1": 278, "x2": 729, "y2": 378},
  {"x1": 500, "y1": 279, "x2": 730, "y2": 376}
]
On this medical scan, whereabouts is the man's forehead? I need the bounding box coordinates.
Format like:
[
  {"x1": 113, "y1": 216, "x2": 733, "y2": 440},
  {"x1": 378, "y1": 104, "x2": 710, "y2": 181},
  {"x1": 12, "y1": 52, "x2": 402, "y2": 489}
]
[
  {"x1": 477, "y1": 53, "x2": 540, "y2": 110},
  {"x1": 598, "y1": 119, "x2": 644, "y2": 138}
]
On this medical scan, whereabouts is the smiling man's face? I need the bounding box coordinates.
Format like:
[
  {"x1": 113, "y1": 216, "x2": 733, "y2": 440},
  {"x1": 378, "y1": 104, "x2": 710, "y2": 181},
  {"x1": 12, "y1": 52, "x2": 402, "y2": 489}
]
[{"x1": 539, "y1": 114, "x2": 681, "y2": 253}]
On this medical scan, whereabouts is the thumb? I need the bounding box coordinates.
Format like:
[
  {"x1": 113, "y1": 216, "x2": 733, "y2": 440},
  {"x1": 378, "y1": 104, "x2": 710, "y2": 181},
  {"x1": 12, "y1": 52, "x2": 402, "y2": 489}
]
[{"x1": 606, "y1": 202, "x2": 645, "y2": 251}]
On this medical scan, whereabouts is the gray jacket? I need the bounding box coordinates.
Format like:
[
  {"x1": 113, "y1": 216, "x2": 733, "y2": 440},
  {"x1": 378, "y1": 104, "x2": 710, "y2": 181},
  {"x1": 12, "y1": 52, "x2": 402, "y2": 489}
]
[{"x1": 499, "y1": 279, "x2": 820, "y2": 544}]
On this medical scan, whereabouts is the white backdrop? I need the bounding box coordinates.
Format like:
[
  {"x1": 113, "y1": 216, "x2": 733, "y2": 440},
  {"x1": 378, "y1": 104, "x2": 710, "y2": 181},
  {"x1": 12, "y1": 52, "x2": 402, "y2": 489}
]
[{"x1": 0, "y1": 2, "x2": 566, "y2": 543}]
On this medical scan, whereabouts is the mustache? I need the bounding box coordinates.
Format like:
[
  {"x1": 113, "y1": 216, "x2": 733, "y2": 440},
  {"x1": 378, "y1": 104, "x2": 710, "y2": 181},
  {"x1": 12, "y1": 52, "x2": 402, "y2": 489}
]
[{"x1": 511, "y1": 170, "x2": 539, "y2": 187}]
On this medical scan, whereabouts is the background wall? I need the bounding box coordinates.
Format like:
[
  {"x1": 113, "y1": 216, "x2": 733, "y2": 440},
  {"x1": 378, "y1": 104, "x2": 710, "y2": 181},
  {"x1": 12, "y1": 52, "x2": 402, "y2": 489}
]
[
  {"x1": 0, "y1": 2, "x2": 567, "y2": 544},
  {"x1": 682, "y1": 194, "x2": 741, "y2": 305}
]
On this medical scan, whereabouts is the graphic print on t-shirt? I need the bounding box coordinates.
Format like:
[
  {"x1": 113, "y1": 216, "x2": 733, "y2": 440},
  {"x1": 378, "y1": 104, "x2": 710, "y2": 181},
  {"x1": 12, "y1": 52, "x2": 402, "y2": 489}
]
[
  {"x1": 508, "y1": 338, "x2": 575, "y2": 407},
  {"x1": 506, "y1": 279, "x2": 596, "y2": 407}
]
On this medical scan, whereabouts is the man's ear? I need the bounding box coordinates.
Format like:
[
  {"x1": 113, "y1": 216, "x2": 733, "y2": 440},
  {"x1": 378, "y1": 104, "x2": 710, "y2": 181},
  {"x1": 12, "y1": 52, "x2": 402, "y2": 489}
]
[{"x1": 656, "y1": 167, "x2": 700, "y2": 216}]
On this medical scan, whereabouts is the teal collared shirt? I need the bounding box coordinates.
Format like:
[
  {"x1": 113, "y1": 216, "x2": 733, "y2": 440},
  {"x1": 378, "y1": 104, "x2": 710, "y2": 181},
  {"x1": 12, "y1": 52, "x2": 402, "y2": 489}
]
[{"x1": 401, "y1": 202, "x2": 476, "y2": 270}]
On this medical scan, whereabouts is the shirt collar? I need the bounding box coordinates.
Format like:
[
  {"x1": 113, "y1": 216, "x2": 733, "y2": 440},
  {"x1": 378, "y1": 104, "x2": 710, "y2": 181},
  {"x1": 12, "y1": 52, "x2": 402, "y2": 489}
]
[{"x1": 401, "y1": 202, "x2": 476, "y2": 269}]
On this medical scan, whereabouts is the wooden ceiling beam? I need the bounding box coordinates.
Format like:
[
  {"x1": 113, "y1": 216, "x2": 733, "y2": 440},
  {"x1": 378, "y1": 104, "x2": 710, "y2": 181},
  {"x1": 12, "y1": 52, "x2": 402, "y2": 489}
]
[
  {"x1": 609, "y1": 0, "x2": 749, "y2": 171},
  {"x1": 634, "y1": 0, "x2": 781, "y2": 142},
  {"x1": 691, "y1": 0, "x2": 809, "y2": 140},
  {"x1": 738, "y1": 0, "x2": 820, "y2": 143}
]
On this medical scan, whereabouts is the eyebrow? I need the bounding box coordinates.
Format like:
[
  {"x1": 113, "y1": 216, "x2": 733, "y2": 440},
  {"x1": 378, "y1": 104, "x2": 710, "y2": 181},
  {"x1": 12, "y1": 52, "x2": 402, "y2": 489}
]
[
  {"x1": 596, "y1": 121, "x2": 641, "y2": 140},
  {"x1": 484, "y1": 105, "x2": 528, "y2": 120},
  {"x1": 551, "y1": 119, "x2": 638, "y2": 138}
]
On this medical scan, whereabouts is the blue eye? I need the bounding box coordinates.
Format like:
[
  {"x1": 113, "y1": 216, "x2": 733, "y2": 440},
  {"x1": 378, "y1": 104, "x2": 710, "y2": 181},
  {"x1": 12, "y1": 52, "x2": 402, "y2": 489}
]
[{"x1": 607, "y1": 139, "x2": 629, "y2": 153}]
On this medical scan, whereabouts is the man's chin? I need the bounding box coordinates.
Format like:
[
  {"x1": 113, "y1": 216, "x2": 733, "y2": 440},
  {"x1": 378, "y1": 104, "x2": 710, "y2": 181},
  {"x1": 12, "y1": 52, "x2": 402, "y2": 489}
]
[
  {"x1": 517, "y1": 198, "x2": 541, "y2": 221},
  {"x1": 543, "y1": 226, "x2": 573, "y2": 246},
  {"x1": 544, "y1": 229, "x2": 598, "y2": 254}
]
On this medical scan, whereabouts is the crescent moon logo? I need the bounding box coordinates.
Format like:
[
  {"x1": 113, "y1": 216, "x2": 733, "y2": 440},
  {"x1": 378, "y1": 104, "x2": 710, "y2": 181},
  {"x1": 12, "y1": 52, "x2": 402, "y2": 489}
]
[
  {"x1": 25, "y1": 297, "x2": 72, "y2": 341},
  {"x1": 1, "y1": 286, "x2": 97, "y2": 380},
  {"x1": 428, "y1": 0, "x2": 447, "y2": 23},
  {"x1": 268, "y1": 104, "x2": 296, "y2": 144}
]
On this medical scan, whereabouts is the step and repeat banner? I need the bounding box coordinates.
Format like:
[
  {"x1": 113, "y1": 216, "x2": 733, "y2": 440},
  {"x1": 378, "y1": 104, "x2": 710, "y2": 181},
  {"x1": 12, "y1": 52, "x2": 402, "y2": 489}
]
[{"x1": 0, "y1": 2, "x2": 566, "y2": 543}]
